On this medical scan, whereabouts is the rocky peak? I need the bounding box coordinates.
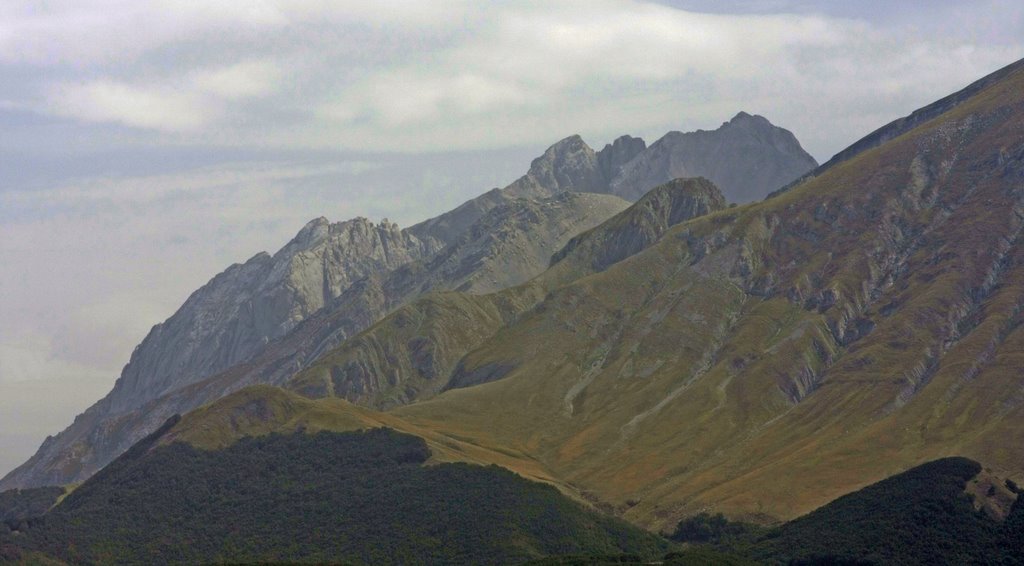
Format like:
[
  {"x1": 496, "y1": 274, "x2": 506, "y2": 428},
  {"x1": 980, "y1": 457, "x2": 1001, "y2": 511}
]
[
  {"x1": 726, "y1": 110, "x2": 759, "y2": 125},
  {"x1": 294, "y1": 216, "x2": 330, "y2": 244},
  {"x1": 504, "y1": 134, "x2": 606, "y2": 198},
  {"x1": 409, "y1": 136, "x2": 611, "y2": 246},
  {"x1": 609, "y1": 114, "x2": 817, "y2": 203},
  {"x1": 597, "y1": 135, "x2": 647, "y2": 182}
]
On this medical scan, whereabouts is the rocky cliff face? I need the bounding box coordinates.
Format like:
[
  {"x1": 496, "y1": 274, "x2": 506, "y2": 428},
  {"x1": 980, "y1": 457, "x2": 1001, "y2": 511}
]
[
  {"x1": 598, "y1": 135, "x2": 648, "y2": 183},
  {"x1": 412, "y1": 192, "x2": 630, "y2": 295},
  {"x1": 610, "y1": 112, "x2": 818, "y2": 203},
  {"x1": 107, "y1": 217, "x2": 441, "y2": 415},
  {"x1": 0, "y1": 218, "x2": 441, "y2": 489}
]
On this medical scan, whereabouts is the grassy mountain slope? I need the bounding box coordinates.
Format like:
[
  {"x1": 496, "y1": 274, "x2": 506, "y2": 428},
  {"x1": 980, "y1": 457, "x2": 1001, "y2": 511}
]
[
  {"x1": 289, "y1": 178, "x2": 726, "y2": 408},
  {"x1": 4, "y1": 429, "x2": 667, "y2": 565},
  {"x1": 279, "y1": 58, "x2": 1024, "y2": 529},
  {"x1": 160, "y1": 385, "x2": 568, "y2": 490}
]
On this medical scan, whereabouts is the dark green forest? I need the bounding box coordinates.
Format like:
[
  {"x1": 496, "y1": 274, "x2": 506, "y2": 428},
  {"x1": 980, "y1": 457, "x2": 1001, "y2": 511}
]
[
  {"x1": 0, "y1": 428, "x2": 665, "y2": 565},
  {"x1": 2, "y1": 434, "x2": 1022, "y2": 565},
  {"x1": 746, "y1": 457, "x2": 1024, "y2": 565},
  {"x1": 0, "y1": 486, "x2": 63, "y2": 528}
]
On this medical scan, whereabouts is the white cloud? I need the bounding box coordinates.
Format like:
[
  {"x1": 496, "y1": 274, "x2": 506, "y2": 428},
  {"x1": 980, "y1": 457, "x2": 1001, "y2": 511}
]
[
  {"x1": 0, "y1": 0, "x2": 470, "y2": 68},
  {"x1": 0, "y1": 1, "x2": 289, "y2": 67},
  {"x1": 43, "y1": 59, "x2": 284, "y2": 132},
  {"x1": 302, "y1": 1, "x2": 1021, "y2": 155},
  {"x1": 193, "y1": 61, "x2": 283, "y2": 100},
  {"x1": 46, "y1": 80, "x2": 211, "y2": 132},
  {"x1": 4, "y1": 0, "x2": 1020, "y2": 156}
]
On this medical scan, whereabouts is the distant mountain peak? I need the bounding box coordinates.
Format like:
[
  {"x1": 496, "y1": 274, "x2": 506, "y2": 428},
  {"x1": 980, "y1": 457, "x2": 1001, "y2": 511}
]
[
  {"x1": 505, "y1": 134, "x2": 605, "y2": 198},
  {"x1": 283, "y1": 216, "x2": 331, "y2": 252},
  {"x1": 726, "y1": 110, "x2": 771, "y2": 128},
  {"x1": 609, "y1": 113, "x2": 817, "y2": 202},
  {"x1": 536, "y1": 134, "x2": 593, "y2": 163}
]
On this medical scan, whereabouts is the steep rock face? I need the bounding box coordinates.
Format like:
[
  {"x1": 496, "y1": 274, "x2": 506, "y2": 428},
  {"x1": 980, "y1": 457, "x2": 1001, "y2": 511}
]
[
  {"x1": 0, "y1": 218, "x2": 441, "y2": 490},
  {"x1": 0, "y1": 192, "x2": 628, "y2": 491},
  {"x1": 611, "y1": 112, "x2": 818, "y2": 203},
  {"x1": 108, "y1": 217, "x2": 441, "y2": 414},
  {"x1": 405, "y1": 188, "x2": 508, "y2": 248},
  {"x1": 504, "y1": 135, "x2": 608, "y2": 198},
  {"x1": 598, "y1": 135, "x2": 647, "y2": 182},
  {"x1": 409, "y1": 192, "x2": 630, "y2": 295}
]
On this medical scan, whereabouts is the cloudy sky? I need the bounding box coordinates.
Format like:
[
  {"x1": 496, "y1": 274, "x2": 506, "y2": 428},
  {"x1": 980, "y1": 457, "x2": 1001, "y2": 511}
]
[{"x1": 0, "y1": 0, "x2": 1021, "y2": 479}]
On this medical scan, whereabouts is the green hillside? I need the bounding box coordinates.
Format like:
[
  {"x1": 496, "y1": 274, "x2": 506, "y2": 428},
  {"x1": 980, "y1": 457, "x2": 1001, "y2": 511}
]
[
  {"x1": 750, "y1": 457, "x2": 1021, "y2": 564},
  {"x1": 2, "y1": 429, "x2": 666, "y2": 565},
  {"x1": 0, "y1": 486, "x2": 63, "y2": 527}
]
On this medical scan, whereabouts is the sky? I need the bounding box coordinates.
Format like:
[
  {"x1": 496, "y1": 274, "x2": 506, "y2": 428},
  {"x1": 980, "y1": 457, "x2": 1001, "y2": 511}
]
[{"x1": 0, "y1": 1, "x2": 1022, "y2": 480}]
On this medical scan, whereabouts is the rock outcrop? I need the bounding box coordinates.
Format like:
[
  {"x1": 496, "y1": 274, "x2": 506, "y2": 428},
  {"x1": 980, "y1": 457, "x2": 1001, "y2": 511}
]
[
  {"x1": 597, "y1": 135, "x2": 647, "y2": 182},
  {"x1": 408, "y1": 135, "x2": 613, "y2": 246}
]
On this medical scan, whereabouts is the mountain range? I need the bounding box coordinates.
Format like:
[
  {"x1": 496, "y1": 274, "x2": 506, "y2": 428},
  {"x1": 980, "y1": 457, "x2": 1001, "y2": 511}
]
[
  {"x1": 0, "y1": 111, "x2": 815, "y2": 493},
  {"x1": 3, "y1": 54, "x2": 1024, "y2": 566}
]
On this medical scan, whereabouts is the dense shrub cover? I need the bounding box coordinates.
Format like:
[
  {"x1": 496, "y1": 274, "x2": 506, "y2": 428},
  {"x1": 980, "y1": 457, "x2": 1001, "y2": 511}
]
[
  {"x1": 5, "y1": 428, "x2": 665, "y2": 565},
  {"x1": 4, "y1": 439, "x2": 1021, "y2": 565},
  {"x1": 0, "y1": 486, "x2": 63, "y2": 528},
  {"x1": 669, "y1": 512, "x2": 764, "y2": 550},
  {"x1": 749, "y1": 457, "x2": 1019, "y2": 565}
]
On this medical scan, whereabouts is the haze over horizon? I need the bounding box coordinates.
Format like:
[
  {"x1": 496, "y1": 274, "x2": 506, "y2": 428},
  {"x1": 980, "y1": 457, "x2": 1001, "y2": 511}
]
[{"x1": 1, "y1": 0, "x2": 1022, "y2": 479}]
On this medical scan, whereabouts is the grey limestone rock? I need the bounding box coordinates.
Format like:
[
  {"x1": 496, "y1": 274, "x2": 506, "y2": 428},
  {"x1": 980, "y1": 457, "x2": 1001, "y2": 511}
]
[
  {"x1": 597, "y1": 135, "x2": 647, "y2": 182},
  {"x1": 105, "y1": 217, "x2": 442, "y2": 415}
]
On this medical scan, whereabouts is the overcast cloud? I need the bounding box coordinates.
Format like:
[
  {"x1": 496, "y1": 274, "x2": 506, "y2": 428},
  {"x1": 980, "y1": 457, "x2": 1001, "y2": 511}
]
[{"x1": 0, "y1": 0, "x2": 1021, "y2": 478}]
